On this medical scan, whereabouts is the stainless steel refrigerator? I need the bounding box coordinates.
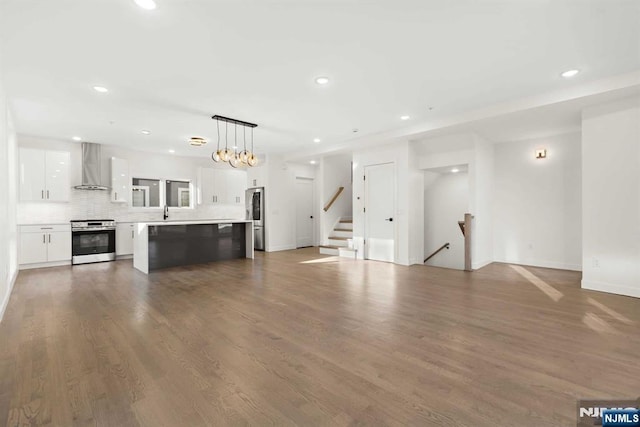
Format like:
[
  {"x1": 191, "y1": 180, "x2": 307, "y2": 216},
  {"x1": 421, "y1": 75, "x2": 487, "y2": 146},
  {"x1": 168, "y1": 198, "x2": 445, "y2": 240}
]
[{"x1": 246, "y1": 187, "x2": 265, "y2": 251}]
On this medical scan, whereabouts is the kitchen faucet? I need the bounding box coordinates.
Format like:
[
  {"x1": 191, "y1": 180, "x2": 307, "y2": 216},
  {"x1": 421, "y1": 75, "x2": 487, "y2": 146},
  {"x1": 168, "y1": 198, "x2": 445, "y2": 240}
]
[{"x1": 163, "y1": 204, "x2": 169, "y2": 220}]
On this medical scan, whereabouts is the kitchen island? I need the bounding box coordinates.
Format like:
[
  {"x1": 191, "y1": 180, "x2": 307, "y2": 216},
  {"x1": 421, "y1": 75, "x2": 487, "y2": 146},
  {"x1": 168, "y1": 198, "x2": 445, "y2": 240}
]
[{"x1": 133, "y1": 219, "x2": 254, "y2": 274}]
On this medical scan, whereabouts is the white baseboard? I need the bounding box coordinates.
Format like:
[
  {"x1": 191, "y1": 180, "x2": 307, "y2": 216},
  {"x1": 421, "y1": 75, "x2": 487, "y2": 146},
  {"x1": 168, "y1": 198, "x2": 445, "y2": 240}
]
[
  {"x1": 472, "y1": 259, "x2": 493, "y2": 270},
  {"x1": 19, "y1": 260, "x2": 71, "y2": 270},
  {"x1": 116, "y1": 255, "x2": 133, "y2": 260},
  {"x1": 0, "y1": 269, "x2": 18, "y2": 323},
  {"x1": 266, "y1": 244, "x2": 297, "y2": 253},
  {"x1": 493, "y1": 258, "x2": 582, "y2": 272},
  {"x1": 582, "y1": 279, "x2": 640, "y2": 299}
]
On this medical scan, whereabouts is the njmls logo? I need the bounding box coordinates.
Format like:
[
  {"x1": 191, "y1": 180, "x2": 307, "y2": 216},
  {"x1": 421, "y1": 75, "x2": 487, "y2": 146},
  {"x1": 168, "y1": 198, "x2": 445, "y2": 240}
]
[{"x1": 578, "y1": 399, "x2": 640, "y2": 427}]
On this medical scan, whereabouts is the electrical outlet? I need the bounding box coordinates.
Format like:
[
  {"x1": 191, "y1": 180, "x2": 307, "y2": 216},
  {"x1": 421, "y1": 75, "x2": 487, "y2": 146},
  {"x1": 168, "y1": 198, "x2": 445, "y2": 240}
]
[{"x1": 592, "y1": 257, "x2": 600, "y2": 268}]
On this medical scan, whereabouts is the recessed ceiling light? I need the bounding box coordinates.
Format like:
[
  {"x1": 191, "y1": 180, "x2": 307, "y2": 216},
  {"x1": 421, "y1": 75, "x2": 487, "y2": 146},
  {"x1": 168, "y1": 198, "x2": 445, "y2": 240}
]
[
  {"x1": 72, "y1": 136, "x2": 82, "y2": 141},
  {"x1": 134, "y1": 0, "x2": 157, "y2": 10},
  {"x1": 141, "y1": 130, "x2": 151, "y2": 135},
  {"x1": 310, "y1": 160, "x2": 317, "y2": 165},
  {"x1": 315, "y1": 76, "x2": 330, "y2": 85},
  {"x1": 93, "y1": 86, "x2": 108, "y2": 93},
  {"x1": 168, "y1": 149, "x2": 175, "y2": 153},
  {"x1": 561, "y1": 69, "x2": 580, "y2": 78},
  {"x1": 313, "y1": 138, "x2": 321, "y2": 143},
  {"x1": 451, "y1": 168, "x2": 459, "y2": 173},
  {"x1": 400, "y1": 115, "x2": 411, "y2": 121}
]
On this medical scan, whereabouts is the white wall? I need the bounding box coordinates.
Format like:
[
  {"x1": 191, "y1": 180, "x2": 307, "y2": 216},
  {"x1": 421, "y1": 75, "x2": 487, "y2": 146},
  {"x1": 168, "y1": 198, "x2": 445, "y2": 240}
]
[
  {"x1": 469, "y1": 135, "x2": 494, "y2": 269},
  {"x1": 262, "y1": 156, "x2": 318, "y2": 252},
  {"x1": 424, "y1": 171, "x2": 469, "y2": 269},
  {"x1": 582, "y1": 96, "x2": 640, "y2": 298},
  {"x1": 320, "y1": 153, "x2": 353, "y2": 244},
  {"x1": 0, "y1": 73, "x2": 18, "y2": 321},
  {"x1": 17, "y1": 135, "x2": 246, "y2": 224},
  {"x1": 493, "y1": 133, "x2": 582, "y2": 270}
]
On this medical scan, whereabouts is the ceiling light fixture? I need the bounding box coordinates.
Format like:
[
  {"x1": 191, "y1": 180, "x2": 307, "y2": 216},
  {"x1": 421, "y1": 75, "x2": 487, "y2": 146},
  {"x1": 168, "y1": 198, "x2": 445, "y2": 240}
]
[
  {"x1": 313, "y1": 138, "x2": 321, "y2": 143},
  {"x1": 561, "y1": 69, "x2": 579, "y2": 78},
  {"x1": 134, "y1": 0, "x2": 157, "y2": 10},
  {"x1": 168, "y1": 149, "x2": 175, "y2": 153},
  {"x1": 141, "y1": 130, "x2": 151, "y2": 135},
  {"x1": 189, "y1": 137, "x2": 206, "y2": 146},
  {"x1": 400, "y1": 115, "x2": 411, "y2": 121},
  {"x1": 93, "y1": 86, "x2": 108, "y2": 93},
  {"x1": 310, "y1": 160, "x2": 317, "y2": 165},
  {"x1": 451, "y1": 168, "x2": 459, "y2": 173},
  {"x1": 211, "y1": 115, "x2": 258, "y2": 167},
  {"x1": 315, "y1": 76, "x2": 330, "y2": 85},
  {"x1": 72, "y1": 136, "x2": 82, "y2": 141}
]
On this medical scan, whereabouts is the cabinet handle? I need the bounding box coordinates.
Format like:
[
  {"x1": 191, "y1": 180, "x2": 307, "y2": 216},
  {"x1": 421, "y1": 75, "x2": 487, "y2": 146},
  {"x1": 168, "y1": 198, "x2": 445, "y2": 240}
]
[
  {"x1": 43, "y1": 234, "x2": 46, "y2": 243},
  {"x1": 41, "y1": 190, "x2": 44, "y2": 199},
  {"x1": 48, "y1": 234, "x2": 51, "y2": 243},
  {"x1": 115, "y1": 192, "x2": 118, "y2": 200},
  {"x1": 131, "y1": 230, "x2": 134, "y2": 239},
  {"x1": 47, "y1": 190, "x2": 50, "y2": 199}
]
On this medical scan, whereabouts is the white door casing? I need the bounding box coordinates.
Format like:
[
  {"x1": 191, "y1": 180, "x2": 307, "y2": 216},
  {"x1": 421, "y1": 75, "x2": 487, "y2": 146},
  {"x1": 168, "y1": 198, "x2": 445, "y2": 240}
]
[
  {"x1": 295, "y1": 177, "x2": 314, "y2": 248},
  {"x1": 364, "y1": 163, "x2": 395, "y2": 262}
]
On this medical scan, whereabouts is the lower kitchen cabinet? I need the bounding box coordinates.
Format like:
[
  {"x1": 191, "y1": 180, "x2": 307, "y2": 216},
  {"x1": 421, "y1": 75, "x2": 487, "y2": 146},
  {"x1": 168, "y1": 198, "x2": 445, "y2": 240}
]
[
  {"x1": 116, "y1": 223, "x2": 135, "y2": 256},
  {"x1": 19, "y1": 224, "x2": 71, "y2": 266}
]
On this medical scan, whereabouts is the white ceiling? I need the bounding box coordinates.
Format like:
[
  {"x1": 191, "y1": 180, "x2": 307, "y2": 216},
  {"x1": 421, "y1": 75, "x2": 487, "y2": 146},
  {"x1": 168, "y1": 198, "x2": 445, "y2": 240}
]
[{"x1": 1, "y1": 0, "x2": 639, "y2": 157}]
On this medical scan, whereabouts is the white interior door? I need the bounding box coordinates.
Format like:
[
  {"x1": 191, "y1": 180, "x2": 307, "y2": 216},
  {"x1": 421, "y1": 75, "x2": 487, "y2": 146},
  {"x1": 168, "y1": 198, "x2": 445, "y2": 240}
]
[
  {"x1": 365, "y1": 163, "x2": 395, "y2": 262},
  {"x1": 295, "y1": 178, "x2": 314, "y2": 248}
]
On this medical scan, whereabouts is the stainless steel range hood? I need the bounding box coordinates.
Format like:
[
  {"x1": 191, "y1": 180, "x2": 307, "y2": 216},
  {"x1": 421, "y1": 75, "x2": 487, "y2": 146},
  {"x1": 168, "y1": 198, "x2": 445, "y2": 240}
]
[{"x1": 74, "y1": 142, "x2": 110, "y2": 190}]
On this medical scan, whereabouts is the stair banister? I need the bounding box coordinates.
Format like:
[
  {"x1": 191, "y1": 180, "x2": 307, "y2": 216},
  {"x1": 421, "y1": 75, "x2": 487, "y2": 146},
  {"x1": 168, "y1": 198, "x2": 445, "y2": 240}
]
[{"x1": 323, "y1": 186, "x2": 345, "y2": 212}]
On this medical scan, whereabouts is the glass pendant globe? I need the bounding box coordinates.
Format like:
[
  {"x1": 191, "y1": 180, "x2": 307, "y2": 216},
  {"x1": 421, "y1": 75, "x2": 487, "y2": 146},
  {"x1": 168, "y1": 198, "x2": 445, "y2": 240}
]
[
  {"x1": 247, "y1": 153, "x2": 258, "y2": 166},
  {"x1": 211, "y1": 151, "x2": 221, "y2": 162},
  {"x1": 229, "y1": 154, "x2": 240, "y2": 168},
  {"x1": 239, "y1": 150, "x2": 250, "y2": 164}
]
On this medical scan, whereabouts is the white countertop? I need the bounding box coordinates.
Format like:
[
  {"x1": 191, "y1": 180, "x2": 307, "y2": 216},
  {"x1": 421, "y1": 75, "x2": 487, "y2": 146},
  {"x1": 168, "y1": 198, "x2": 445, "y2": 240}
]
[{"x1": 139, "y1": 219, "x2": 252, "y2": 226}]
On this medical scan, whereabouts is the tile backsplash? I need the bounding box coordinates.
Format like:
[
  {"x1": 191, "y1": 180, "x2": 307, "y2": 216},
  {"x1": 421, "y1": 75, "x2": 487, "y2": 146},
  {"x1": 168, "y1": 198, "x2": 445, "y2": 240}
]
[{"x1": 18, "y1": 189, "x2": 246, "y2": 224}]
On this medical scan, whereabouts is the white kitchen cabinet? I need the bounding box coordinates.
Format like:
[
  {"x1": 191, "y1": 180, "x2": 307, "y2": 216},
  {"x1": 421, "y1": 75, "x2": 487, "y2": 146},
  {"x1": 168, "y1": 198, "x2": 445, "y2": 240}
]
[
  {"x1": 111, "y1": 157, "x2": 130, "y2": 203},
  {"x1": 46, "y1": 231, "x2": 72, "y2": 262},
  {"x1": 225, "y1": 170, "x2": 247, "y2": 204},
  {"x1": 116, "y1": 223, "x2": 135, "y2": 256},
  {"x1": 19, "y1": 232, "x2": 49, "y2": 264},
  {"x1": 19, "y1": 224, "x2": 71, "y2": 266},
  {"x1": 19, "y1": 148, "x2": 71, "y2": 202},
  {"x1": 197, "y1": 167, "x2": 247, "y2": 205}
]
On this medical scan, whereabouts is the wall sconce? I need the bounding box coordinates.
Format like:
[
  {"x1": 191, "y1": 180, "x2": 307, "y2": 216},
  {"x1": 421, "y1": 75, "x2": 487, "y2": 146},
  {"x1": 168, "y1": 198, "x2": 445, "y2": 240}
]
[{"x1": 535, "y1": 149, "x2": 547, "y2": 159}]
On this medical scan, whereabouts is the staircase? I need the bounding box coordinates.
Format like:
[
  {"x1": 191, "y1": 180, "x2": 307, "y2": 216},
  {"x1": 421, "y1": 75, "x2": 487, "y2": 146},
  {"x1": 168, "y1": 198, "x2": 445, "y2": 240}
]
[{"x1": 319, "y1": 218, "x2": 354, "y2": 256}]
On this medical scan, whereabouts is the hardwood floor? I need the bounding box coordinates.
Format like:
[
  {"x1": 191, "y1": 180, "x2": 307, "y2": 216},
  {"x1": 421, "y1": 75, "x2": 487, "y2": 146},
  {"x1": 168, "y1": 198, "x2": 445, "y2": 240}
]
[{"x1": 1, "y1": 248, "x2": 639, "y2": 426}]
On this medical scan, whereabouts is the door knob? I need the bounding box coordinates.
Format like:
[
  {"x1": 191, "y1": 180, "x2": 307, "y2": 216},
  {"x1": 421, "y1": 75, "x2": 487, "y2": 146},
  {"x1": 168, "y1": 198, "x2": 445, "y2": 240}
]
[
  {"x1": 310, "y1": 216, "x2": 313, "y2": 219},
  {"x1": 385, "y1": 218, "x2": 394, "y2": 222}
]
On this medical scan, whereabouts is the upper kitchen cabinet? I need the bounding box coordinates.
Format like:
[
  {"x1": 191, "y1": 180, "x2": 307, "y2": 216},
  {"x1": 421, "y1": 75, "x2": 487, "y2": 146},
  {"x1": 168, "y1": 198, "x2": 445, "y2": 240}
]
[
  {"x1": 225, "y1": 170, "x2": 247, "y2": 204},
  {"x1": 19, "y1": 148, "x2": 71, "y2": 202},
  {"x1": 197, "y1": 168, "x2": 247, "y2": 205},
  {"x1": 111, "y1": 157, "x2": 130, "y2": 203}
]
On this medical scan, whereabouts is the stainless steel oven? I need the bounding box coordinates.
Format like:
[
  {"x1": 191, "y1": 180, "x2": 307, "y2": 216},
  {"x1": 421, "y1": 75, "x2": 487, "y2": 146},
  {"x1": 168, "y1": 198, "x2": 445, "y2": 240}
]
[{"x1": 71, "y1": 220, "x2": 116, "y2": 265}]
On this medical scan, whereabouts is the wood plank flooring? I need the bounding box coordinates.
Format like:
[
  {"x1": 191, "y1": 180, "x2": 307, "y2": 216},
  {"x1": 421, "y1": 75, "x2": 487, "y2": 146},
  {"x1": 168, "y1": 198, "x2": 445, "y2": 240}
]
[{"x1": 1, "y1": 248, "x2": 639, "y2": 426}]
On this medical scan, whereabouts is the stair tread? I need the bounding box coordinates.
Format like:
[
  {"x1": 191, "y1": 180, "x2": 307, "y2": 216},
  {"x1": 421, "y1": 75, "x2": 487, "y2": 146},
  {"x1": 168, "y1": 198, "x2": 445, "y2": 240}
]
[
  {"x1": 328, "y1": 236, "x2": 349, "y2": 240},
  {"x1": 339, "y1": 220, "x2": 353, "y2": 223},
  {"x1": 320, "y1": 245, "x2": 342, "y2": 249},
  {"x1": 334, "y1": 228, "x2": 353, "y2": 232}
]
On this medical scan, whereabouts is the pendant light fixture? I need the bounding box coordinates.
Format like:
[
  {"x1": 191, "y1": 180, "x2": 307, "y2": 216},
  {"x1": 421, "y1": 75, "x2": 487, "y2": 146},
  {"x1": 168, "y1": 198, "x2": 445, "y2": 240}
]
[
  {"x1": 210, "y1": 115, "x2": 258, "y2": 167},
  {"x1": 229, "y1": 123, "x2": 240, "y2": 168},
  {"x1": 247, "y1": 127, "x2": 258, "y2": 166},
  {"x1": 211, "y1": 119, "x2": 221, "y2": 162}
]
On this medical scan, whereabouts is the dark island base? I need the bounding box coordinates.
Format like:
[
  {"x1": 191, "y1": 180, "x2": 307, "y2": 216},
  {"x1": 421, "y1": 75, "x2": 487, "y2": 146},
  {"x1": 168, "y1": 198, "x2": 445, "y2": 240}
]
[{"x1": 148, "y1": 223, "x2": 246, "y2": 271}]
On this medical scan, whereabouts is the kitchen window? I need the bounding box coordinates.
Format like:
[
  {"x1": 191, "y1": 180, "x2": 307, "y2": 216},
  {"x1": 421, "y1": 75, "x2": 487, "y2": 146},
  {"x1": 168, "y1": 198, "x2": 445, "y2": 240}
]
[
  {"x1": 165, "y1": 180, "x2": 192, "y2": 208},
  {"x1": 132, "y1": 178, "x2": 161, "y2": 208}
]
